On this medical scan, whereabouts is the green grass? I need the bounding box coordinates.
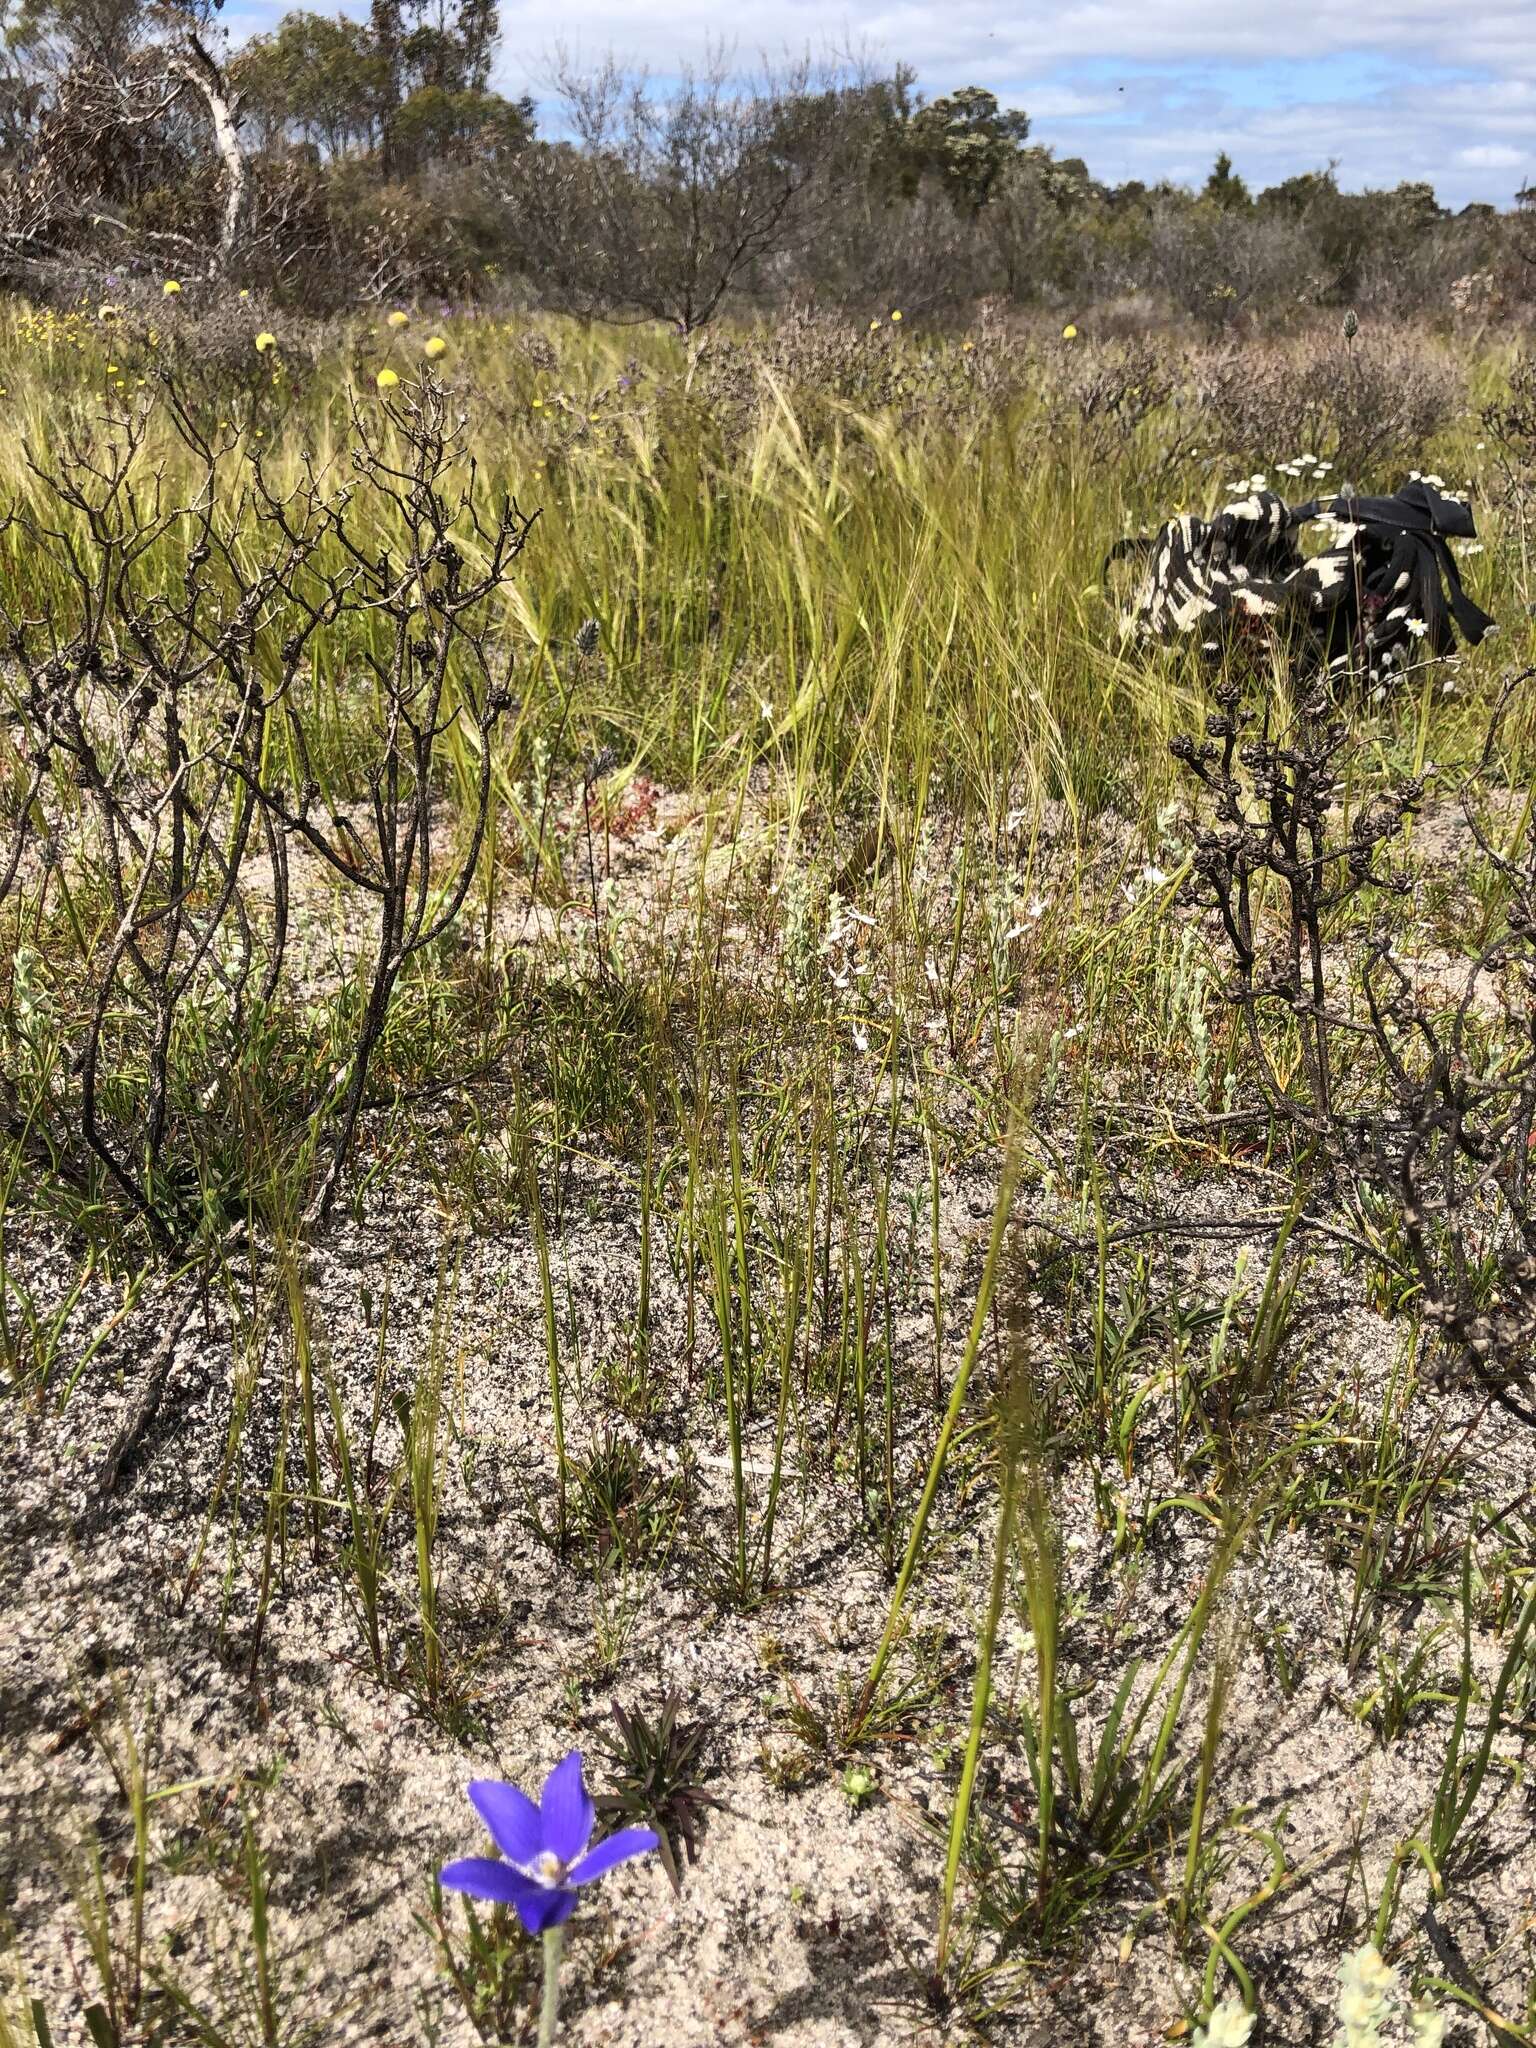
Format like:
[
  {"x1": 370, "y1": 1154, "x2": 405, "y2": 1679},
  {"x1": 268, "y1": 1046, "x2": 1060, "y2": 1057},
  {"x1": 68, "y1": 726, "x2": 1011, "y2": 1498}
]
[{"x1": 2, "y1": 293, "x2": 1535, "y2": 2043}]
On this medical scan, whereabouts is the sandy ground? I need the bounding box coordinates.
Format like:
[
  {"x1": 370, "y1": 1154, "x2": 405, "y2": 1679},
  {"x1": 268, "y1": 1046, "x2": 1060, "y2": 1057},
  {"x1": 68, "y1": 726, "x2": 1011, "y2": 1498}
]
[
  {"x1": 3, "y1": 788, "x2": 1533, "y2": 2045},
  {"x1": 3, "y1": 1128, "x2": 1532, "y2": 2045}
]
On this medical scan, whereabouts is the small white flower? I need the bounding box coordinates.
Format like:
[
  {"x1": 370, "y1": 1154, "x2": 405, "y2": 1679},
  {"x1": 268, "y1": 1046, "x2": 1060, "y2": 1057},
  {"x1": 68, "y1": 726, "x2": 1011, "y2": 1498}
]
[
  {"x1": 852, "y1": 1023, "x2": 869, "y2": 1053},
  {"x1": 1370, "y1": 685, "x2": 1386, "y2": 704},
  {"x1": 923, "y1": 956, "x2": 939, "y2": 987},
  {"x1": 1341, "y1": 1946, "x2": 1397, "y2": 2000},
  {"x1": 1193, "y1": 1999, "x2": 1254, "y2": 2048},
  {"x1": 1026, "y1": 894, "x2": 1047, "y2": 920},
  {"x1": 1424, "y1": 472, "x2": 1445, "y2": 489},
  {"x1": 1460, "y1": 541, "x2": 1484, "y2": 555},
  {"x1": 1405, "y1": 618, "x2": 1428, "y2": 638},
  {"x1": 1340, "y1": 1982, "x2": 1382, "y2": 2031}
]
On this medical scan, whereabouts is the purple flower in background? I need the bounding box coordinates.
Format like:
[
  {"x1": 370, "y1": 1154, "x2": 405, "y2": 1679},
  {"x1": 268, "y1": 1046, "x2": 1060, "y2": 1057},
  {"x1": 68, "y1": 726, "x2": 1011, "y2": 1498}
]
[{"x1": 440, "y1": 1752, "x2": 658, "y2": 1934}]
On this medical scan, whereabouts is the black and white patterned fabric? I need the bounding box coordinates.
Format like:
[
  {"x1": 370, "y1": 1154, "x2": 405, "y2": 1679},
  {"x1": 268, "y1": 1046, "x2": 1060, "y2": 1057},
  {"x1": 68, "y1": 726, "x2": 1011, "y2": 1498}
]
[{"x1": 1109, "y1": 480, "x2": 1496, "y2": 681}]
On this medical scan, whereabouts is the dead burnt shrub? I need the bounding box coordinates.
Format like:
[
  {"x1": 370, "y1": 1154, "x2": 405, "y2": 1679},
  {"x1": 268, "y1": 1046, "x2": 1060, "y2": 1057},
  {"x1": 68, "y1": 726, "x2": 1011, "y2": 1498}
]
[
  {"x1": 1479, "y1": 351, "x2": 1536, "y2": 531},
  {"x1": 0, "y1": 374, "x2": 532, "y2": 1252},
  {"x1": 1194, "y1": 328, "x2": 1464, "y2": 483},
  {"x1": 1169, "y1": 669, "x2": 1536, "y2": 1428}
]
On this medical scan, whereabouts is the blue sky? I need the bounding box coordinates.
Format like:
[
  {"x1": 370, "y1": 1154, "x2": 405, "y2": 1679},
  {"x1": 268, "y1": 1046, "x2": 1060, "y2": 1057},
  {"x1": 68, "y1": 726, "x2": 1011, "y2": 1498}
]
[{"x1": 225, "y1": 0, "x2": 1536, "y2": 207}]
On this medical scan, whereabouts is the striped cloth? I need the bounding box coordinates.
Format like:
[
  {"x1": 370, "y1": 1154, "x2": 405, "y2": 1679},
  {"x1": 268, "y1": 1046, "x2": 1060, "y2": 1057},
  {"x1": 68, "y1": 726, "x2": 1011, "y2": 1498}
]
[{"x1": 1109, "y1": 479, "x2": 1496, "y2": 681}]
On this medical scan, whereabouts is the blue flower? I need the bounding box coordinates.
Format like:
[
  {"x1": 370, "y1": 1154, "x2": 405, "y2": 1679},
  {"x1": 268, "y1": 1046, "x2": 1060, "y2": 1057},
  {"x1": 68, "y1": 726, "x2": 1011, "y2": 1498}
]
[{"x1": 439, "y1": 1752, "x2": 659, "y2": 1935}]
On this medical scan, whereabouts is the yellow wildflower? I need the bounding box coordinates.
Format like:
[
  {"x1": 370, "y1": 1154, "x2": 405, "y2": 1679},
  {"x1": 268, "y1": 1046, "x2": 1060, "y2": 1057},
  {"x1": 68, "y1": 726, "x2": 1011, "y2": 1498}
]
[
  {"x1": 163, "y1": 279, "x2": 181, "y2": 296},
  {"x1": 890, "y1": 309, "x2": 902, "y2": 322},
  {"x1": 376, "y1": 367, "x2": 400, "y2": 390},
  {"x1": 255, "y1": 331, "x2": 277, "y2": 353},
  {"x1": 387, "y1": 310, "x2": 410, "y2": 330},
  {"x1": 423, "y1": 335, "x2": 447, "y2": 359},
  {"x1": 1062, "y1": 323, "x2": 1079, "y2": 340}
]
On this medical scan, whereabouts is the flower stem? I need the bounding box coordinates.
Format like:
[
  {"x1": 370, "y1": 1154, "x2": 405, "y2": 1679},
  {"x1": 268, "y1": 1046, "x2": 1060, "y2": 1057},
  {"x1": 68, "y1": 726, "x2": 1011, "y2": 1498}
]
[{"x1": 538, "y1": 1924, "x2": 565, "y2": 2048}]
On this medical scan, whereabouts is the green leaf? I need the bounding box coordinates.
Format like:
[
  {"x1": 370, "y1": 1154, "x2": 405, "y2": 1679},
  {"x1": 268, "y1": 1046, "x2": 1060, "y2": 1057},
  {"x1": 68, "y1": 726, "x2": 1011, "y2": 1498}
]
[{"x1": 83, "y1": 2007, "x2": 118, "y2": 2048}]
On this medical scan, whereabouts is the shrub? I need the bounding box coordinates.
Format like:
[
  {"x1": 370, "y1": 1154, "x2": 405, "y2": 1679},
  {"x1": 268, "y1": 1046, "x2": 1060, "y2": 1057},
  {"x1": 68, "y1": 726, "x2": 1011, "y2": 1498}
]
[{"x1": 1194, "y1": 327, "x2": 1464, "y2": 484}]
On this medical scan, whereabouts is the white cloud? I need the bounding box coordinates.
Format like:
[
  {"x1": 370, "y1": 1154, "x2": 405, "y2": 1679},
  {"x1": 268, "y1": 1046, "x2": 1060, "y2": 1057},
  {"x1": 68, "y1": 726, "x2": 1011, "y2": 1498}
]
[
  {"x1": 493, "y1": 0, "x2": 1536, "y2": 83},
  {"x1": 223, "y1": 0, "x2": 1536, "y2": 205},
  {"x1": 1458, "y1": 145, "x2": 1529, "y2": 169}
]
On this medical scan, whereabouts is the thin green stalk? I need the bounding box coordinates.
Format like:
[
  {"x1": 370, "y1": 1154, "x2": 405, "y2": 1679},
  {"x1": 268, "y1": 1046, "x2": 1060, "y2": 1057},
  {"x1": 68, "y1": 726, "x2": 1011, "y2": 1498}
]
[
  {"x1": 758, "y1": 1254, "x2": 799, "y2": 1593},
  {"x1": 858, "y1": 1125, "x2": 1022, "y2": 1720},
  {"x1": 1018, "y1": 1429, "x2": 1059, "y2": 1916},
  {"x1": 637, "y1": 1101, "x2": 654, "y2": 1370},
  {"x1": 936, "y1": 1423, "x2": 1019, "y2": 1974},
  {"x1": 538, "y1": 1925, "x2": 565, "y2": 2047},
  {"x1": 527, "y1": 1161, "x2": 568, "y2": 1550},
  {"x1": 244, "y1": 1814, "x2": 279, "y2": 2048},
  {"x1": 1181, "y1": 1610, "x2": 1241, "y2": 1927},
  {"x1": 706, "y1": 1196, "x2": 750, "y2": 1604},
  {"x1": 281, "y1": 1252, "x2": 323, "y2": 1560},
  {"x1": 728, "y1": 1096, "x2": 756, "y2": 1419}
]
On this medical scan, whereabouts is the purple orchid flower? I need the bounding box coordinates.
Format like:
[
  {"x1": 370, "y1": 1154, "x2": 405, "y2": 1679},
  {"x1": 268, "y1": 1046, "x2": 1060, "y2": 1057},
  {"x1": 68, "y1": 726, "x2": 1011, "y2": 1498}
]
[{"x1": 439, "y1": 1752, "x2": 658, "y2": 1934}]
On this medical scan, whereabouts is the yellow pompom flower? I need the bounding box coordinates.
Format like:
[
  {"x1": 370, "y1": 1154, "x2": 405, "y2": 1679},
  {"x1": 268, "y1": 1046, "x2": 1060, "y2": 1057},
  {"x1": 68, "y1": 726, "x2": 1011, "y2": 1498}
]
[
  {"x1": 254, "y1": 331, "x2": 277, "y2": 354},
  {"x1": 162, "y1": 280, "x2": 181, "y2": 296},
  {"x1": 376, "y1": 367, "x2": 400, "y2": 390},
  {"x1": 387, "y1": 310, "x2": 410, "y2": 330},
  {"x1": 423, "y1": 335, "x2": 447, "y2": 360},
  {"x1": 1062, "y1": 322, "x2": 1079, "y2": 340},
  {"x1": 869, "y1": 317, "x2": 881, "y2": 331},
  {"x1": 890, "y1": 309, "x2": 902, "y2": 322}
]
